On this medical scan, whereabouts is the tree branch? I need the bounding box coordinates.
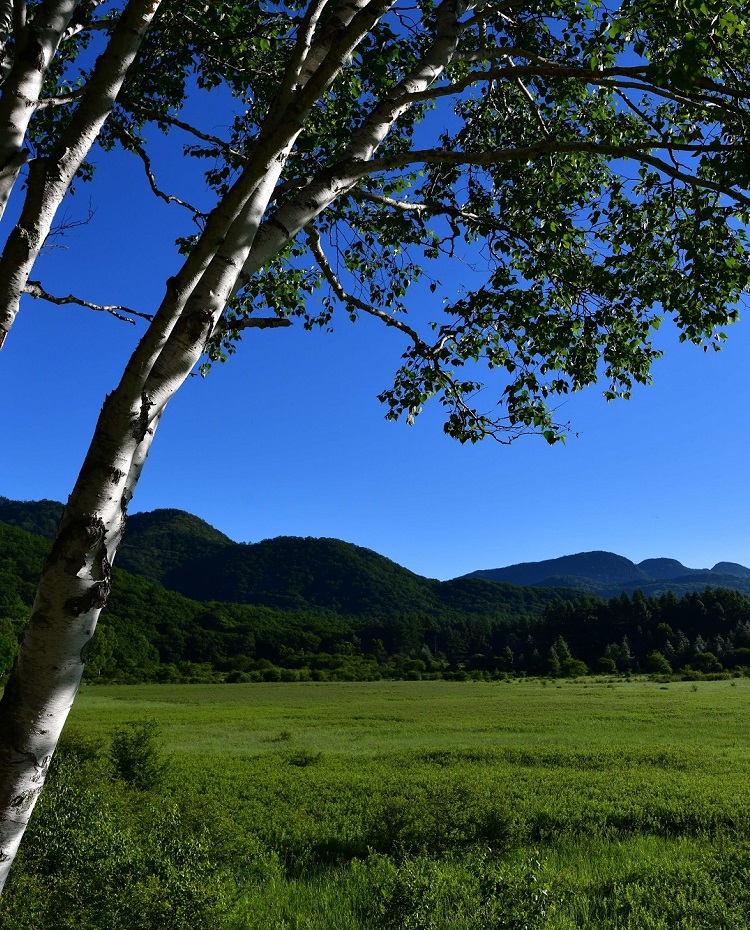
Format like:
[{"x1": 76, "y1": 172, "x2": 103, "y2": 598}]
[
  {"x1": 36, "y1": 86, "x2": 87, "y2": 108},
  {"x1": 23, "y1": 280, "x2": 154, "y2": 324},
  {"x1": 306, "y1": 223, "x2": 429, "y2": 350},
  {"x1": 110, "y1": 118, "x2": 206, "y2": 218},
  {"x1": 403, "y1": 60, "x2": 750, "y2": 121},
  {"x1": 215, "y1": 315, "x2": 292, "y2": 337},
  {"x1": 273, "y1": 0, "x2": 330, "y2": 116},
  {"x1": 360, "y1": 141, "x2": 750, "y2": 208},
  {"x1": 122, "y1": 99, "x2": 239, "y2": 154},
  {"x1": 352, "y1": 188, "x2": 511, "y2": 233}
]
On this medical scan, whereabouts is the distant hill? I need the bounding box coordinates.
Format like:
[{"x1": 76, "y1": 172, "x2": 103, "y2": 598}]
[
  {"x1": 0, "y1": 497, "x2": 234, "y2": 585},
  {"x1": 463, "y1": 550, "x2": 750, "y2": 599},
  {"x1": 157, "y1": 533, "x2": 566, "y2": 618},
  {"x1": 116, "y1": 508, "x2": 234, "y2": 584},
  {"x1": 5, "y1": 497, "x2": 750, "y2": 682},
  {"x1": 0, "y1": 505, "x2": 582, "y2": 683},
  {"x1": 465, "y1": 551, "x2": 649, "y2": 588},
  {"x1": 0, "y1": 497, "x2": 63, "y2": 541},
  {"x1": 0, "y1": 496, "x2": 575, "y2": 619}
]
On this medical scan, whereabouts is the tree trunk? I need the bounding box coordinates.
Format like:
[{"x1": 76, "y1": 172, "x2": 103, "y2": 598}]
[
  {"x1": 0, "y1": 0, "x2": 81, "y2": 220},
  {"x1": 0, "y1": 0, "x2": 440, "y2": 888},
  {"x1": 0, "y1": 140, "x2": 294, "y2": 888}
]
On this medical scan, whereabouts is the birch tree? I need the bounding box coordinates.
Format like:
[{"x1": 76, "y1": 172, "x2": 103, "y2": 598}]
[{"x1": 2, "y1": 0, "x2": 750, "y2": 890}]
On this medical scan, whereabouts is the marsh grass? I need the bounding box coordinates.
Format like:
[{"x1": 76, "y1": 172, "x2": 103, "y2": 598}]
[{"x1": 11, "y1": 678, "x2": 750, "y2": 928}]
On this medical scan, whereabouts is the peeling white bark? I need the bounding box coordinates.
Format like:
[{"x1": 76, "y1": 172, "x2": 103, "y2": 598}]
[
  {"x1": 0, "y1": 0, "x2": 81, "y2": 220},
  {"x1": 0, "y1": 1, "x2": 331, "y2": 885}
]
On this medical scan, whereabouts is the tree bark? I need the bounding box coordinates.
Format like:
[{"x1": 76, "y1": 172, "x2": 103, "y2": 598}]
[
  {"x1": 0, "y1": 0, "x2": 81, "y2": 220},
  {"x1": 0, "y1": 0, "x2": 475, "y2": 890},
  {"x1": 0, "y1": 50, "x2": 305, "y2": 891}
]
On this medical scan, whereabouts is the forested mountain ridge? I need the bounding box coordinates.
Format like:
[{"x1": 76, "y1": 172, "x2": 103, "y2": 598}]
[
  {"x1": 0, "y1": 506, "x2": 581, "y2": 683},
  {"x1": 4, "y1": 498, "x2": 750, "y2": 684},
  {"x1": 0, "y1": 497, "x2": 574, "y2": 616},
  {"x1": 465, "y1": 550, "x2": 750, "y2": 599},
  {"x1": 0, "y1": 498, "x2": 576, "y2": 617},
  {"x1": 0, "y1": 497, "x2": 235, "y2": 585},
  {"x1": 5, "y1": 496, "x2": 750, "y2": 603}
]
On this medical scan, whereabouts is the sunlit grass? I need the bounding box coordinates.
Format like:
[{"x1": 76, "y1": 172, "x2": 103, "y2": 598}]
[
  {"x1": 60, "y1": 678, "x2": 750, "y2": 929},
  {"x1": 72, "y1": 677, "x2": 750, "y2": 759}
]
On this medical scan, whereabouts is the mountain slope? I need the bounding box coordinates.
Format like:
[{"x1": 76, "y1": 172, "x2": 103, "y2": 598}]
[
  {"x1": 117, "y1": 509, "x2": 234, "y2": 584},
  {"x1": 0, "y1": 497, "x2": 63, "y2": 541},
  {"x1": 5, "y1": 500, "x2": 750, "y2": 682},
  {"x1": 464, "y1": 550, "x2": 750, "y2": 599},
  {"x1": 5, "y1": 495, "x2": 750, "y2": 609},
  {"x1": 0, "y1": 497, "x2": 235, "y2": 586},
  {"x1": 0, "y1": 518, "x2": 579, "y2": 683},
  {"x1": 466, "y1": 551, "x2": 651, "y2": 587},
  {"x1": 0, "y1": 498, "x2": 576, "y2": 620}
]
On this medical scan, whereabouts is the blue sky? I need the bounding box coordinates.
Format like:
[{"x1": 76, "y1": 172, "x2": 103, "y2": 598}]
[{"x1": 2, "y1": 99, "x2": 750, "y2": 581}]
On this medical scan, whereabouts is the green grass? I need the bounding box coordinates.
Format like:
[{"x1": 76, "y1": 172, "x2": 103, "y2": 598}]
[
  {"x1": 71, "y1": 677, "x2": 750, "y2": 758},
  {"x1": 8, "y1": 677, "x2": 750, "y2": 929}
]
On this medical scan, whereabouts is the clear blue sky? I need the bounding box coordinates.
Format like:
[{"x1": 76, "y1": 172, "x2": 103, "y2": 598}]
[{"x1": 2, "y1": 105, "x2": 750, "y2": 581}]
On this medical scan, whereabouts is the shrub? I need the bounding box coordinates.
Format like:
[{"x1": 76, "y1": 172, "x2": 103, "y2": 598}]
[
  {"x1": 646, "y1": 650, "x2": 673, "y2": 674},
  {"x1": 560, "y1": 658, "x2": 588, "y2": 678},
  {"x1": 691, "y1": 652, "x2": 723, "y2": 673},
  {"x1": 0, "y1": 754, "x2": 229, "y2": 930},
  {"x1": 109, "y1": 719, "x2": 168, "y2": 791}
]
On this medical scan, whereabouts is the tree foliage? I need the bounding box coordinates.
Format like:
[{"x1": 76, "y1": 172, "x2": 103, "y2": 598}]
[{"x1": 3, "y1": 0, "x2": 750, "y2": 436}]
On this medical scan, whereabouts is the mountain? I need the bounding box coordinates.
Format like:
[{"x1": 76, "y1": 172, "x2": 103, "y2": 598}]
[
  {"x1": 463, "y1": 550, "x2": 750, "y2": 599},
  {"x1": 5, "y1": 497, "x2": 750, "y2": 682},
  {"x1": 637, "y1": 558, "x2": 704, "y2": 581},
  {"x1": 466, "y1": 551, "x2": 650, "y2": 588},
  {"x1": 0, "y1": 497, "x2": 234, "y2": 586},
  {"x1": 712, "y1": 561, "x2": 750, "y2": 579},
  {"x1": 116, "y1": 509, "x2": 234, "y2": 584},
  {"x1": 0, "y1": 497, "x2": 575, "y2": 619},
  {"x1": 0, "y1": 497, "x2": 63, "y2": 541},
  {"x1": 0, "y1": 506, "x2": 581, "y2": 683}
]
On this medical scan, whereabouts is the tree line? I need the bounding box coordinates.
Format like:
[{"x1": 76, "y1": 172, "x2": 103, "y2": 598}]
[{"x1": 3, "y1": 519, "x2": 748, "y2": 684}]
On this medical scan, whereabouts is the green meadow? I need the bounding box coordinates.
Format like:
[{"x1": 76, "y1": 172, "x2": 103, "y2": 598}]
[{"x1": 4, "y1": 678, "x2": 750, "y2": 928}]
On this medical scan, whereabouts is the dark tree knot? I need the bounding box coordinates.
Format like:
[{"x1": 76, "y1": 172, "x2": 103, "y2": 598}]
[{"x1": 132, "y1": 391, "x2": 154, "y2": 442}]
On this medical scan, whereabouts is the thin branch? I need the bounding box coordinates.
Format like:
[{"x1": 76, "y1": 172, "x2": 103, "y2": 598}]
[
  {"x1": 306, "y1": 223, "x2": 429, "y2": 350},
  {"x1": 508, "y1": 64, "x2": 549, "y2": 137},
  {"x1": 59, "y1": 0, "x2": 108, "y2": 41},
  {"x1": 111, "y1": 118, "x2": 206, "y2": 217},
  {"x1": 404, "y1": 61, "x2": 750, "y2": 119},
  {"x1": 123, "y1": 99, "x2": 239, "y2": 153},
  {"x1": 212, "y1": 314, "x2": 292, "y2": 338},
  {"x1": 226, "y1": 315, "x2": 293, "y2": 332},
  {"x1": 359, "y1": 141, "x2": 750, "y2": 208},
  {"x1": 353, "y1": 188, "x2": 512, "y2": 233},
  {"x1": 23, "y1": 280, "x2": 154, "y2": 324},
  {"x1": 36, "y1": 86, "x2": 87, "y2": 108},
  {"x1": 63, "y1": 17, "x2": 112, "y2": 37},
  {"x1": 280, "y1": 0, "x2": 330, "y2": 100}
]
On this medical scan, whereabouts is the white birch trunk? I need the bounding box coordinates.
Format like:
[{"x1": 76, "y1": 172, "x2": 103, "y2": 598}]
[
  {"x1": 0, "y1": 0, "x2": 81, "y2": 221},
  {"x1": 0, "y1": 55, "x2": 305, "y2": 894}
]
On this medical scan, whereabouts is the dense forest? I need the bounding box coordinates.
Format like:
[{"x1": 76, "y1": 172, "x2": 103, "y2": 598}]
[{"x1": 2, "y1": 500, "x2": 750, "y2": 683}]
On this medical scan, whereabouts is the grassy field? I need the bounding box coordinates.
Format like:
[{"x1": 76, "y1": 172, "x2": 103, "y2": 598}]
[
  {"x1": 5, "y1": 677, "x2": 750, "y2": 928},
  {"x1": 69, "y1": 676, "x2": 750, "y2": 757}
]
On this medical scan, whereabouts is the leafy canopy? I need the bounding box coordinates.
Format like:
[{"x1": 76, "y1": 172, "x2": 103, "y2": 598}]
[{"x1": 10, "y1": 0, "x2": 750, "y2": 441}]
